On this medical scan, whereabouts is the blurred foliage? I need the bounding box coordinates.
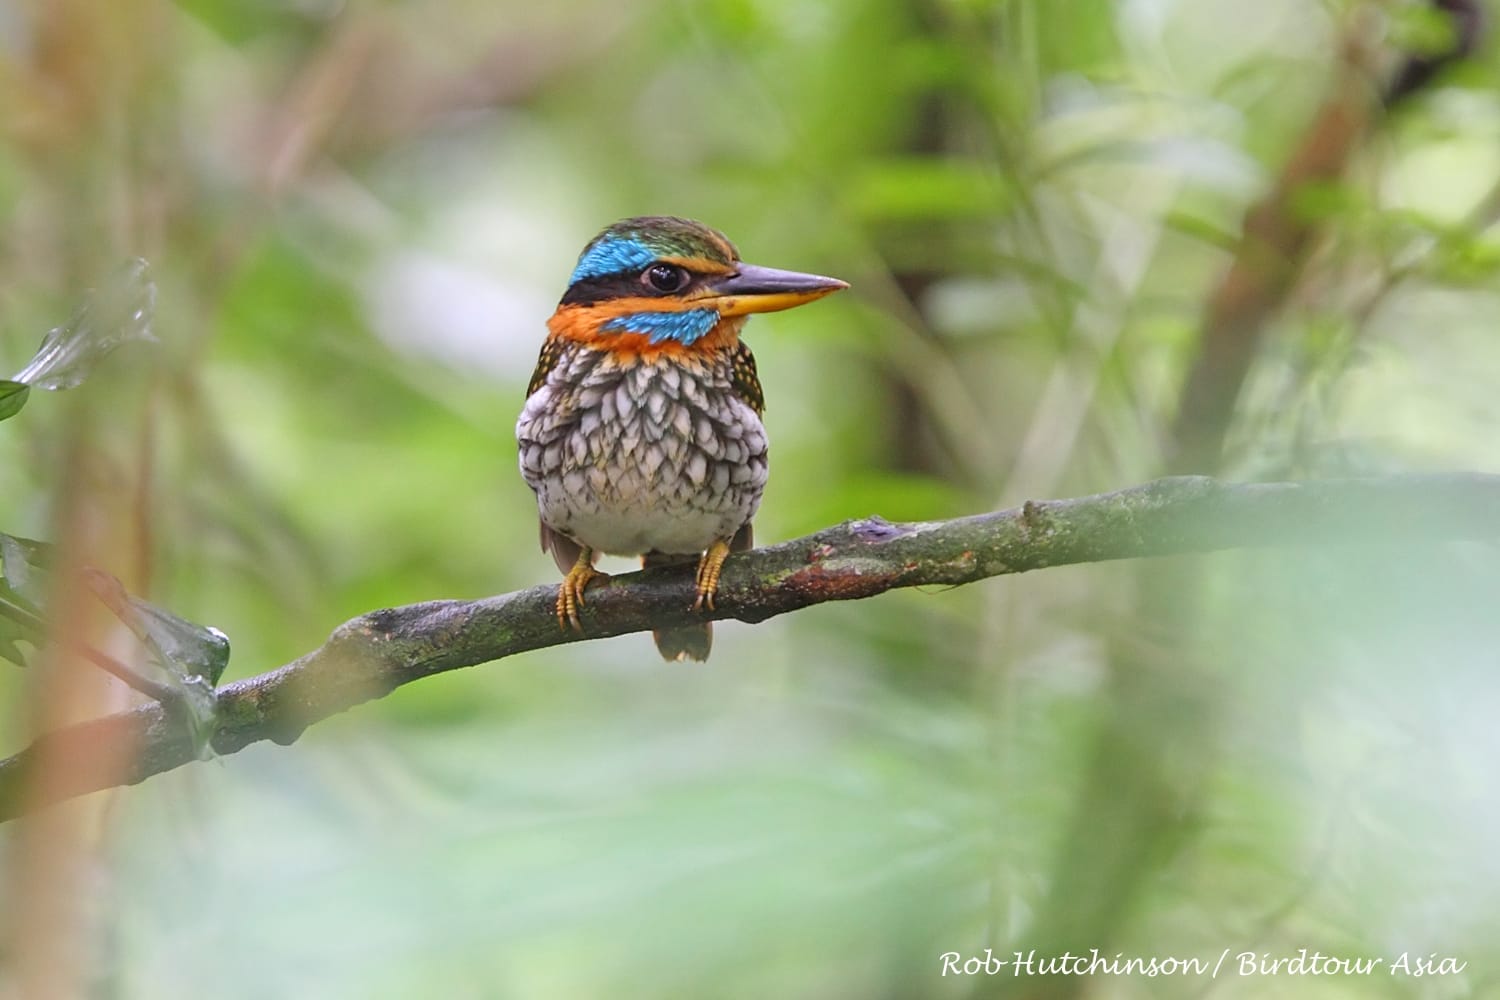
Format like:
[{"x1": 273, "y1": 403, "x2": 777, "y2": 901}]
[
  {"x1": 0, "y1": 257, "x2": 227, "y2": 737},
  {"x1": 2, "y1": 0, "x2": 1500, "y2": 997},
  {"x1": 0, "y1": 258, "x2": 155, "y2": 423}
]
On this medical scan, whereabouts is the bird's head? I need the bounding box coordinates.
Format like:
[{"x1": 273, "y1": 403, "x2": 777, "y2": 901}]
[{"x1": 547, "y1": 216, "x2": 847, "y2": 353}]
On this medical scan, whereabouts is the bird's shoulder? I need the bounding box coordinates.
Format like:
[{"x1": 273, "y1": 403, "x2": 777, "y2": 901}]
[
  {"x1": 526, "y1": 337, "x2": 567, "y2": 399},
  {"x1": 727, "y1": 340, "x2": 764, "y2": 416}
]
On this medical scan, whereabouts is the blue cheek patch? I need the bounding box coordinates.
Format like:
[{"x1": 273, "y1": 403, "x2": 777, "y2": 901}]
[
  {"x1": 603, "y1": 308, "x2": 719, "y2": 345},
  {"x1": 570, "y1": 237, "x2": 657, "y2": 283}
]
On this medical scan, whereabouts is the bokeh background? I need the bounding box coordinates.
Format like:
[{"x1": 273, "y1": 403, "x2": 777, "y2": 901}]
[{"x1": 2, "y1": 0, "x2": 1500, "y2": 997}]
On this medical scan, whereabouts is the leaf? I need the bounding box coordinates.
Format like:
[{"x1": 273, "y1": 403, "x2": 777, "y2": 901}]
[
  {"x1": 85, "y1": 569, "x2": 231, "y2": 687},
  {"x1": 0, "y1": 381, "x2": 29, "y2": 422},
  {"x1": 1388, "y1": 3, "x2": 1462, "y2": 59},
  {"x1": 85, "y1": 569, "x2": 230, "y2": 755},
  {"x1": 125, "y1": 598, "x2": 228, "y2": 755},
  {"x1": 0, "y1": 532, "x2": 51, "y2": 602},
  {"x1": 0, "y1": 534, "x2": 230, "y2": 690},
  {"x1": 129, "y1": 597, "x2": 233, "y2": 690},
  {"x1": 0, "y1": 536, "x2": 231, "y2": 756},
  {"x1": 11, "y1": 258, "x2": 156, "y2": 391},
  {"x1": 0, "y1": 533, "x2": 50, "y2": 666},
  {"x1": 846, "y1": 158, "x2": 1012, "y2": 222},
  {"x1": 0, "y1": 591, "x2": 38, "y2": 666}
]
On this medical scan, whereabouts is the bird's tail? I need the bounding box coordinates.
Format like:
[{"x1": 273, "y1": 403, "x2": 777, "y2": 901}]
[
  {"x1": 642, "y1": 552, "x2": 711, "y2": 661},
  {"x1": 653, "y1": 624, "x2": 712, "y2": 662}
]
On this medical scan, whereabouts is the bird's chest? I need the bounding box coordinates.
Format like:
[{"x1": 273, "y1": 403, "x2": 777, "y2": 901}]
[{"x1": 516, "y1": 348, "x2": 768, "y2": 554}]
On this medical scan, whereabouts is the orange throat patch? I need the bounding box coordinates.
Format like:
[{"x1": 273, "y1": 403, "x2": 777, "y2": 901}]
[{"x1": 546, "y1": 300, "x2": 745, "y2": 359}]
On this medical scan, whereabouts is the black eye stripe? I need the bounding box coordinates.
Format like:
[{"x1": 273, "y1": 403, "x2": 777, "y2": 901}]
[
  {"x1": 558, "y1": 263, "x2": 701, "y2": 306},
  {"x1": 558, "y1": 272, "x2": 642, "y2": 306}
]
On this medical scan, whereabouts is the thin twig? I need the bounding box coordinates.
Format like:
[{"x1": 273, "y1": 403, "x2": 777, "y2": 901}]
[
  {"x1": 1, "y1": 584, "x2": 187, "y2": 708},
  {"x1": 72, "y1": 645, "x2": 184, "y2": 710}
]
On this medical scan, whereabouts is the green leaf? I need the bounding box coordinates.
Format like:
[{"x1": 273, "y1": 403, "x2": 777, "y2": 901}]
[
  {"x1": 85, "y1": 569, "x2": 232, "y2": 687},
  {"x1": 0, "y1": 532, "x2": 50, "y2": 600},
  {"x1": 130, "y1": 597, "x2": 233, "y2": 690},
  {"x1": 0, "y1": 606, "x2": 36, "y2": 666},
  {"x1": 846, "y1": 158, "x2": 1012, "y2": 222},
  {"x1": 1288, "y1": 179, "x2": 1367, "y2": 225},
  {"x1": 0, "y1": 381, "x2": 29, "y2": 422},
  {"x1": 85, "y1": 569, "x2": 230, "y2": 755},
  {"x1": 0, "y1": 536, "x2": 231, "y2": 752},
  {"x1": 0, "y1": 533, "x2": 50, "y2": 666},
  {"x1": 12, "y1": 258, "x2": 156, "y2": 391},
  {"x1": 1388, "y1": 4, "x2": 1461, "y2": 59},
  {"x1": 0, "y1": 589, "x2": 39, "y2": 665}
]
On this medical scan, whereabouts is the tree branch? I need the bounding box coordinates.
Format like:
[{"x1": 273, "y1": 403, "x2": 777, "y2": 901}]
[{"x1": 1, "y1": 473, "x2": 1496, "y2": 822}]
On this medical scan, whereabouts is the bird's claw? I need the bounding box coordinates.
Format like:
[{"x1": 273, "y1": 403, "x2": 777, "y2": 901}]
[
  {"x1": 556, "y1": 560, "x2": 607, "y2": 632},
  {"x1": 691, "y1": 539, "x2": 732, "y2": 613}
]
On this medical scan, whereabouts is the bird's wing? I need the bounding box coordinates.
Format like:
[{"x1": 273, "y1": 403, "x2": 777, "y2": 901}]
[
  {"x1": 526, "y1": 337, "x2": 565, "y2": 399},
  {"x1": 540, "y1": 520, "x2": 584, "y2": 575},
  {"x1": 729, "y1": 341, "x2": 764, "y2": 416}
]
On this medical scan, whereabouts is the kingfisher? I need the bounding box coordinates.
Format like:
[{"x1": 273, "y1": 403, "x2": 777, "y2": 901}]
[{"x1": 516, "y1": 216, "x2": 847, "y2": 661}]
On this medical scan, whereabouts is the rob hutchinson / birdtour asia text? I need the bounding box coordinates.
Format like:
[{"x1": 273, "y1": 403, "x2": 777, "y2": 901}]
[{"x1": 939, "y1": 948, "x2": 1467, "y2": 979}]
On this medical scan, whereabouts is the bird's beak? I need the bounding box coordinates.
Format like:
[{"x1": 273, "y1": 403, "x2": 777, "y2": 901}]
[{"x1": 700, "y1": 263, "x2": 849, "y2": 316}]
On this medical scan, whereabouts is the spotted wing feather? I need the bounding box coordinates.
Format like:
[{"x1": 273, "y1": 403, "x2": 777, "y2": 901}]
[
  {"x1": 528, "y1": 338, "x2": 583, "y2": 573},
  {"x1": 729, "y1": 341, "x2": 764, "y2": 416},
  {"x1": 526, "y1": 338, "x2": 565, "y2": 399}
]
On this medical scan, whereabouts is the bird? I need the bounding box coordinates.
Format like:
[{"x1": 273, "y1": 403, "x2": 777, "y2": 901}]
[{"x1": 516, "y1": 216, "x2": 847, "y2": 661}]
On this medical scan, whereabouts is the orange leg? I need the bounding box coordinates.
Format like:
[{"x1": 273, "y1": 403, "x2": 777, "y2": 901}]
[
  {"x1": 691, "y1": 538, "x2": 733, "y2": 612},
  {"x1": 557, "y1": 546, "x2": 608, "y2": 631}
]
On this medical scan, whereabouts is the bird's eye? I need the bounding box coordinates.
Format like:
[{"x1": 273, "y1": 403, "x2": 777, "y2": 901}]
[{"x1": 643, "y1": 263, "x2": 688, "y2": 293}]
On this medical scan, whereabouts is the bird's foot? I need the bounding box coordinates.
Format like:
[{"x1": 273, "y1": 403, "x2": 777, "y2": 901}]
[
  {"x1": 691, "y1": 539, "x2": 733, "y2": 612},
  {"x1": 556, "y1": 549, "x2": 608, "y2": 632}
]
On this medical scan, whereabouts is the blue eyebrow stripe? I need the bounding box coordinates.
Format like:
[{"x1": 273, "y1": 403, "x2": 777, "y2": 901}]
[
  {"x1": 570, "y1": 237, "x2": 657, "y2": 283},
  {"x1": 603, "y1": 309, "x2": 719, "y2": 345}
]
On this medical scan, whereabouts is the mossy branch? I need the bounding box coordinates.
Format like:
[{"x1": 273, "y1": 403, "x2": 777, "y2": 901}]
[{"x1": 2, "y1": 473, "x2": 1497, "y2": 822}]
